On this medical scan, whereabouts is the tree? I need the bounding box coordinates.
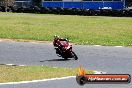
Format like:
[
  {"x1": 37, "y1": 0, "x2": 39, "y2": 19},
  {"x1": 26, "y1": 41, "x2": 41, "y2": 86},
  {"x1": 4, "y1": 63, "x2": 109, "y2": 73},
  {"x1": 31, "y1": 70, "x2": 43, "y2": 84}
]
[
  {"x1": 127, "y1": 0, "x2": 132, "y2": 6},
  {"x1": 0, "y1": 0, "x2": 15, "y2": 11},
  {"x1": 32, "y1": 0, "x2": 41, "y2": 7},
  {"x1": 0, "y1": 0, "x2": 15, "y2": 7}
]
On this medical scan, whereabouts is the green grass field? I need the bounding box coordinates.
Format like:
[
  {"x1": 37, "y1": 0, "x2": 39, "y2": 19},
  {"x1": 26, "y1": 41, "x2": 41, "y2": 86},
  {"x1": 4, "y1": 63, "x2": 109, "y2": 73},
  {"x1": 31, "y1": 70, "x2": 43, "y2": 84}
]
[
  {"x1": 0, "y1": 12, "x2": 132, "y2": 46},
  {"x1": 0, "y1": 65, "x2": 94, "y2": 83}
]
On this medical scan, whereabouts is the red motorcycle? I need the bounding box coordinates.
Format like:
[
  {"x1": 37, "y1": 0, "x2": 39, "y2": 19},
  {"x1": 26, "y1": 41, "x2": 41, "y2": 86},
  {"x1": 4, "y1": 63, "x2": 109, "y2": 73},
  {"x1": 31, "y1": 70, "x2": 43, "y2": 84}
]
[{"x1": 53, "y1": 35, "x2": 78, "y2": 60}]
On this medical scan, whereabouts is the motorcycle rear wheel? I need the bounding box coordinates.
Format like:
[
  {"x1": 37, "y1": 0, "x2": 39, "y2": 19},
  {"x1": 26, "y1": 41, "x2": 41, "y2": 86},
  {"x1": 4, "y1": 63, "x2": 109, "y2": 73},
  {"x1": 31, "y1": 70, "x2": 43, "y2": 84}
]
[{"x1": 64, "y1": 57, "x2": 68, "y2": 60}]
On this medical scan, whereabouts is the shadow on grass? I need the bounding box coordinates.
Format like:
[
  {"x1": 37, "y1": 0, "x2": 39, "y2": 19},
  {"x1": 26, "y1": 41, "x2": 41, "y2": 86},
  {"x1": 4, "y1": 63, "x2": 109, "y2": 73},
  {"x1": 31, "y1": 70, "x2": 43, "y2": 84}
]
[{"x1": 40, "y1": 59, "x2": 71, "y2": 62}]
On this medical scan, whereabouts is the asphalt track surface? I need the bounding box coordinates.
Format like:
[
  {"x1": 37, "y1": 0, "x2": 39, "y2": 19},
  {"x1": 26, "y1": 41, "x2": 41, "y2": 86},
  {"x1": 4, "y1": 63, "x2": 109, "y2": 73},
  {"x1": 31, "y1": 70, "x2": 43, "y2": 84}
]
[{"x1": 0, "y1": 41, "x2": 132, "y2": 88}]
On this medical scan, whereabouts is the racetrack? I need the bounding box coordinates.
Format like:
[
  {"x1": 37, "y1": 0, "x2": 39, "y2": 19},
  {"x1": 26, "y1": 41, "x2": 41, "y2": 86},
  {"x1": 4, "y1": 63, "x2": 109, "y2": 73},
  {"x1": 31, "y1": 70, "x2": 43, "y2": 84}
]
[{"x1": 0, "y1": 41, "x2": 132, "y2": 88}]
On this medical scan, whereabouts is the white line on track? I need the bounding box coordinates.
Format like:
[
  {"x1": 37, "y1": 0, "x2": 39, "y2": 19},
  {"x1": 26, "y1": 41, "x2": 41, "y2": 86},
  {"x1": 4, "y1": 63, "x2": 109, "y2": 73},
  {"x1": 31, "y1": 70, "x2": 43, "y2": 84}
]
[
  {"x1": 6, "y1": 64, "x2": 17, "y2": 66},
  {"x1": 0, "y1": 76, "x2": 76, "y2": 85},
  {"x1": 115, "y1": 46, "x2": 123, "y2": 47},
  {"x1": 93, "y1": 45, "x2": 101, "y2": 46},
  {"x1": 94, "y1": 71, "x2": 107, "y2": 74}
]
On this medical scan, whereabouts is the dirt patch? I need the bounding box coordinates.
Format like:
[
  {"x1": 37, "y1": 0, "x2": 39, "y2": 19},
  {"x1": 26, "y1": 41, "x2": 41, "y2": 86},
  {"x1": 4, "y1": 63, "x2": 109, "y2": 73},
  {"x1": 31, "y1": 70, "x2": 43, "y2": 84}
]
[
  {"x1": 0, "y1": 38, "x2": 52, "y2": 44},
  {"x1": 0, "y1": 38, "x2": 76, "y2": 45}
]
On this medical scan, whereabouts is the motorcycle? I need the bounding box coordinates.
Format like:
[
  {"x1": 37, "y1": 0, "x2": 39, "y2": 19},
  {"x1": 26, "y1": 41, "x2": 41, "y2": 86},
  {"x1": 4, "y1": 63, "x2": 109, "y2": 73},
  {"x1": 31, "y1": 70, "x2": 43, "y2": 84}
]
[{"x1": 53, "y1": 36, "x2": 78, "y2": 60}]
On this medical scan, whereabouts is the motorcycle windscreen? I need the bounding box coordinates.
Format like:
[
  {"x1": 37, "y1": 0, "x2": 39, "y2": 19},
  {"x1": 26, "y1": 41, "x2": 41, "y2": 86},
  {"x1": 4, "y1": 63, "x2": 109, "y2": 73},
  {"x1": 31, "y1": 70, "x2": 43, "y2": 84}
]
[{"x1": 59, "y1": 41, "x2": 69, "y2": 47}]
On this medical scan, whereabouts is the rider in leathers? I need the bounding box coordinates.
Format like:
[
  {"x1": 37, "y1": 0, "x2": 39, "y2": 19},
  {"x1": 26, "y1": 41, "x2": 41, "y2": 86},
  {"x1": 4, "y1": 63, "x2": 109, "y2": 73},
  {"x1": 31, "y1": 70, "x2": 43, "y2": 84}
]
[{"x1": 53, "y1": 35, "x2": 68, "y2": 56}]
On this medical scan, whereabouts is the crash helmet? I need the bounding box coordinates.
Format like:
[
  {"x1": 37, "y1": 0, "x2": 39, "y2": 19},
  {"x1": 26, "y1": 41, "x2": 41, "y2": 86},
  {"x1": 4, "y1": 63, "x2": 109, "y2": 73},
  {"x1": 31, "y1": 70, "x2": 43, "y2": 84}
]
[{"x1": 54, "y1": 35, "x2": 59, "y2": 39}]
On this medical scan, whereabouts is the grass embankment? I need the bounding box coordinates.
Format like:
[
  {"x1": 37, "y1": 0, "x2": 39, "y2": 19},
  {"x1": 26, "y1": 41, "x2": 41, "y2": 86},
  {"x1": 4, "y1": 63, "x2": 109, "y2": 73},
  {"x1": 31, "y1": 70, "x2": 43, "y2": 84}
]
[
  {"x1": 0, "y1": 65, "x2": 94, "y2": 83},
  {"x1": 0, "y1": 13, "x2": 132, "y2": 46}
]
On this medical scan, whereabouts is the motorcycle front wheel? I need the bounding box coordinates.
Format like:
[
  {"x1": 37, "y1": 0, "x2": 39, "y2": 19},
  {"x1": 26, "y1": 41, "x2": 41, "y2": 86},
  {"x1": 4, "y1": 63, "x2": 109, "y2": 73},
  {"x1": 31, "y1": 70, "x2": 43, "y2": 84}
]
[{"x1": 71, "y1": 51, "x2": 78, "y2": 60}]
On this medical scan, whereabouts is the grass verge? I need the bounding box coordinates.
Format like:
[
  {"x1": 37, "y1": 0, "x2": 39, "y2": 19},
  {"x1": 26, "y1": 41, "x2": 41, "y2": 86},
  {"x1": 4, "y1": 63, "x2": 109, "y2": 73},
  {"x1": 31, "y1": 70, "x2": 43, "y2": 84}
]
[
  {"x1": 0, "y1": 13, "x2": 132, "y2": 46},
  {"x1": 0, "y1": 65, "x2": 94, "y2": 83}
]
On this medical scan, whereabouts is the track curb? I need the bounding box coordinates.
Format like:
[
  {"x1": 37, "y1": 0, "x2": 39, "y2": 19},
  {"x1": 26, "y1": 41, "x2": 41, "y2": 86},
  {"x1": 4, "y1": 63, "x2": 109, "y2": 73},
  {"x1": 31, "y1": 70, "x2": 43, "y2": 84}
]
[{"x1": 0, "y1": 64, "x2": 26, "y2": 66}]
